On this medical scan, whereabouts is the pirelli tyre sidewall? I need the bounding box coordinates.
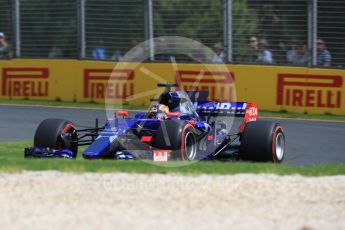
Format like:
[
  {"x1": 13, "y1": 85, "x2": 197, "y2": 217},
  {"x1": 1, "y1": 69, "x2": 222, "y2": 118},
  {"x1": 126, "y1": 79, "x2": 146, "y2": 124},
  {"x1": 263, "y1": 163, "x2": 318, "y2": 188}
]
[
  {"x1": 240, "y1": 120, "x2": 285, "y2": 163},
  {"x1": 153, "y1": 120, "x2": 198, "y2": 161},
  {"x1": 34, "y1": 118, "x2": 78, "y2": 158}
]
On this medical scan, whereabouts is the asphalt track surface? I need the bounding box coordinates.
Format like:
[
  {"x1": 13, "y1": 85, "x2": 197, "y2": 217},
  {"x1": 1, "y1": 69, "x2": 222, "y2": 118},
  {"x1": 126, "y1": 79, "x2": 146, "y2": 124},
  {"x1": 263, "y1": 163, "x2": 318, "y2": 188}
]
[{"x1": 0, "y1": 104, "x2": 344, "y2": 166}]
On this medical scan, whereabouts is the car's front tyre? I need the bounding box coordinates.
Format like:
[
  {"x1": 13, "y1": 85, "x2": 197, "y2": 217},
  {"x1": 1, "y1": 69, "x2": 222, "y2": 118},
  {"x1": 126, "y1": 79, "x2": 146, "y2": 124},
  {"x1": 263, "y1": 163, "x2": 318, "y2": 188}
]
[
  {"x1": 34, "y1": 118, "x2": 78, "y2": 158},
  {"x1": 153, "y1": 120, "x2": 198, "y2": 160}
]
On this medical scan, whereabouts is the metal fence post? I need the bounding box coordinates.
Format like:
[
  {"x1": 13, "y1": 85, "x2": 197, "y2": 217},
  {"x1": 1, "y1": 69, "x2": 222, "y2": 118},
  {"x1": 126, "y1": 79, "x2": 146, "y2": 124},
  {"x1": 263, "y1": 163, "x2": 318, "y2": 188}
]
[
  {"x1": 78, "y1": 0, "x2": 86, "y2": 59},
  {"x1": 308, "y1": 0, "x2": 317, "y2": 67},
  {"x1": 145, "y1": 0, "x2": 154, "y2": 61},
  {"x1": 12, "y1": 0, "x2": 20, "y2": 57},
  {"x1": 223, "y1": 0, "x2": 232, "y2": 63}
]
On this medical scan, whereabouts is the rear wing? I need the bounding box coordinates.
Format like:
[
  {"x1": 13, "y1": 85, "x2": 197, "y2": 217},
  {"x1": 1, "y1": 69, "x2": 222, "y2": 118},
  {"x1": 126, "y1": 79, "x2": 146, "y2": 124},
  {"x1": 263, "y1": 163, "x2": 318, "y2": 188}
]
[
  {"x1": 194, "y1": 101, "x2": 257, "y2": 117},
  {"x1": 187, "y1": 90, "x2": 256, "y2": 117},
  {"x1": 194, "y1": 101, "x2": 259, "y2": 133}
]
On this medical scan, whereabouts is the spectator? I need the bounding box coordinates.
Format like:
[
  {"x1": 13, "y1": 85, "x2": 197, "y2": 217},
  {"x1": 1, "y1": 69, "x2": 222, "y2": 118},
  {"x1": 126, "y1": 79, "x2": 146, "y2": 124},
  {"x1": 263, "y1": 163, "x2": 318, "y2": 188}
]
[
  {"x1": 0, "y1": 32, "x2": 12, "y2": 59},
  {"x1": 48, "y1": 45, "x2": 63, "y2": 58},
  {"x1": 129, "y1": 39, "x2": 144, "y2": 61},
  {"x1": 317, "y1": 38, "x2": 331, "y2": 67},
  {"x1": 247, "y1": 36, "x2": 259, "y2": 63},
  {"x1": 211, "y1": 42, "x2": 224, "y2": 63},
  {"x1": 256, "y1": 39, "x2": 273, "y2": 64},
  {"x1": 292, "y1": 41, "x2": 308, "y2": 66},
  {"x1": 190, "y1": 39, "x2": 206, "y2": 62},
  {"x1": 154, "y1": 37, "x2": 171, "y2": 61},
  {"x1": 286, "y1": 40, "x2": 298, "y2": 63},
  {"x1": 110, "y1": 50, "x2": 123, "y2": 61},
  {"x1": 92, "y1": 39, "x2": 106, "y2": 60}
]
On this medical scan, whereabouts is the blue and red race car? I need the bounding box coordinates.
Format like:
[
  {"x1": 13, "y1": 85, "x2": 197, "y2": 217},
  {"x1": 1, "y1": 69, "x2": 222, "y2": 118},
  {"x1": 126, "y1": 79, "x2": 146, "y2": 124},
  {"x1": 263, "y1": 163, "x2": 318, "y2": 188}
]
[{"x1": 25, "y1": 83, "x2": 286, "y2": 163}]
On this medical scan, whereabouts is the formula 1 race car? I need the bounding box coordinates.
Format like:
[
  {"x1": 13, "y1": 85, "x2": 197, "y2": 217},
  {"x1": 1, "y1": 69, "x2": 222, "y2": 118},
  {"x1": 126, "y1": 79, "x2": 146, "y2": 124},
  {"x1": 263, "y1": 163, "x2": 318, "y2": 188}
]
[{"x1": 25, "y1": 83, "x2": 286, "y2": 163}]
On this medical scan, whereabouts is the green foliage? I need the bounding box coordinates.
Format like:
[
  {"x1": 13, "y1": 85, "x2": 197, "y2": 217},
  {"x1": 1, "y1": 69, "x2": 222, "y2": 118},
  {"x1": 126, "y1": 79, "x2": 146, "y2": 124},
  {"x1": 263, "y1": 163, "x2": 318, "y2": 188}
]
[
  {"x1": 85, "y1": 0, "x2": 145, "y2": 57},
  {"x1": 1, "y1": 0, "x2": 344, "y2": 66},
  {"x1": 232, "y1": 0, "x2": 258, "y2": 62},
  {"x1": 19, "y1": 0, "x2": 78, "y2": 57},
  {"x1": 247, "y1": 0, "x2": 308, "y2": 63},
  {"x1": 0, "y1": 0, "x2": 13, "y2": 44},
  {"x1": 154, "y1": 0, "x2": 223, "y2": 45},
  {"x1": 154, "y1": 0, "x2": 257, "y2": 58}
]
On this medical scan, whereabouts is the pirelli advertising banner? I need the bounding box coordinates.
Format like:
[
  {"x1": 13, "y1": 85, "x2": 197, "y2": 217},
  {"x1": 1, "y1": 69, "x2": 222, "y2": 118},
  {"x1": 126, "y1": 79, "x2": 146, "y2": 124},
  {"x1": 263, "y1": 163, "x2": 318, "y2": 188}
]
[{"x1": 0, "y1": 59, "x2": 344, "y2": 115}]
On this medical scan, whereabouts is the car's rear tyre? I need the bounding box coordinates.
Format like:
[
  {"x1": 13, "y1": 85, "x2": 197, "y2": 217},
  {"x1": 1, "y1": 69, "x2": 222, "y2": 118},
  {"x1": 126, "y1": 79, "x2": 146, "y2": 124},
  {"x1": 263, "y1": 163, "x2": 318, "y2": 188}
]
[
  {"x1": 153, "y1": 120, "x2": 198, "y2": 160},
  {"x1": 34, "y1": 118, "x2": 78, "y2": 158},
  {"x1": 240, "y1": 120, "x2": 285, "y2": 163}
]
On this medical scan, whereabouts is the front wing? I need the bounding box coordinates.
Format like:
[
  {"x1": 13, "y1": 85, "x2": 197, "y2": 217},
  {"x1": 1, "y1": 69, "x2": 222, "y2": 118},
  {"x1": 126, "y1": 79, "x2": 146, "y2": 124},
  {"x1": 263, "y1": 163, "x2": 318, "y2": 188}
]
[{"x1": 24, "y1": 147, "x2": 75, "y2": 159}]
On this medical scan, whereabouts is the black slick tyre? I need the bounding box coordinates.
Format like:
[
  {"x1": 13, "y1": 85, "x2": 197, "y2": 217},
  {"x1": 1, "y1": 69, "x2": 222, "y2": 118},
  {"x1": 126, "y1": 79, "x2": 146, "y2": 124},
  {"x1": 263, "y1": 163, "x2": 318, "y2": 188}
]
[
  {"x1": 34, "y1": 118, "x2": 78, "y2": 158},
  {"x1": 240, "y1": 120, "x2": 285, "y2": 163},
  {"x1": 153, "y1": 120, "x2": 198, "y2": 160}
]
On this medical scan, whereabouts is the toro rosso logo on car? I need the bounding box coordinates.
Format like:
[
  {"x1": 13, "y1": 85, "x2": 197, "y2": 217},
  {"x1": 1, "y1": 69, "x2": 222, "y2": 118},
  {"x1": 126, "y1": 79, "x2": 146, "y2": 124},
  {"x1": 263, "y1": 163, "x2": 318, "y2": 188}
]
[
  {"x1": 195, "y1": 102, "x2": 247, "y2": 115},
  {"x1": 1, "y1": 68, "x2": 49, "y2": 97},
  {"x1": 175, "y1": 70, "x2": 235, "y2": 101},
  {"x1": 83, "y1": 68, "x2": 134, "y2": 100},
  {"x1": 277, "y1": 74, "x2": 342, "y2": 108}
]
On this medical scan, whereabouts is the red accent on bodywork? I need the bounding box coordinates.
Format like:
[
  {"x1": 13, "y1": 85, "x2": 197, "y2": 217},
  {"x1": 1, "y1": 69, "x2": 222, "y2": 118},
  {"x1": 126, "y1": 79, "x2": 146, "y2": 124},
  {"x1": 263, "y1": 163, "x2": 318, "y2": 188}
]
[
  {"x1": 167, "y1": 112, "x2": 180, "y2": 118},
  {"x1": 62, "y1": 123, "x2": 75, "y2": 133},
  {"x1": 153, "y1": 150, "x2": 171, "y2": 156},
  {"x1": 239, "y1": 102, "x2": 259, "y2": 133},
  {"x1": 153, "y1": 150, "x2": 171, "y2": 162},
  {"x1": 117, "y1": 111, "x2": 128, "y2": 117},
  {"x1": 188, "y1": 120, "x2": 196, "y2": 126},
  {"x1": 58, "y1": 123, "x2": 75, "y2": 148},
  {"x1": 207, "y1": 135, "x2": 214, "y2": 141},
  {"x1": 141, "y1": 136, "x2": 152, "y2": 143}
]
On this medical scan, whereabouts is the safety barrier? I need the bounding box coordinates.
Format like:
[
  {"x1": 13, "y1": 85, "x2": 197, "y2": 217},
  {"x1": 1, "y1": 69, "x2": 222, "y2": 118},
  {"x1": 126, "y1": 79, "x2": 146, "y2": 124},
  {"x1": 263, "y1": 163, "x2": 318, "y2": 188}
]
[{"x1": 0, "y1": 59, "x2": 344, "y2": 115}]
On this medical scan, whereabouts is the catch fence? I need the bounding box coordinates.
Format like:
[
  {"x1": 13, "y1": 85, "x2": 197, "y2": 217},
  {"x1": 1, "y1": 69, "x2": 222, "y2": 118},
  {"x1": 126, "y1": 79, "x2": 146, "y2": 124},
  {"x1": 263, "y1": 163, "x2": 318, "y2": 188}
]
[{"x1": 0, "y1": 0, "x2": 344, "y2": 68}]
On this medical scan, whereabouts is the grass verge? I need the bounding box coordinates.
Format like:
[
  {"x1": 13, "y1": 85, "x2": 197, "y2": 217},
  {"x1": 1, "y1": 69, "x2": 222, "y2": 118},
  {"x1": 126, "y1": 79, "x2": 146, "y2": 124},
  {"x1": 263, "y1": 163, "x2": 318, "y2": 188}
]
[
  {"x1": 1, "y1": 98, "x2": 344, "y2": 121},
  {"x1": 260, "y1": 110, "x2": 345, "y2": 121},
  {"x1": 1, "y1": 141, "x2": 344, "y2": 176}
]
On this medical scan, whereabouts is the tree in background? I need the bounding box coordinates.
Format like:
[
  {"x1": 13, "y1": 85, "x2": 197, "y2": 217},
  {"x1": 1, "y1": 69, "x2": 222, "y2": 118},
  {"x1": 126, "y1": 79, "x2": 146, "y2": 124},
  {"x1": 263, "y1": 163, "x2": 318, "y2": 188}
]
[
  {"x1": 247, "y1": 0, "x2": 308, "y2": 64},
  {"x1": 153, "y1": 0, "x2": 257, "y2": 62},
  {"x1": 232, "y1": 0, "x2": 258, "y2": 62},
  {"x1": 0, "y1": 0, "x2": 13, "y2": 53},
  {"x1": 19, "y1": 0, "x2": 77, "y2": 57},
  {"x1": 85, "y1": 0, "x2": 145, "y2": 59},
  {"x1": 1, "y1": 0, "x2": 343, "y2": 66}
]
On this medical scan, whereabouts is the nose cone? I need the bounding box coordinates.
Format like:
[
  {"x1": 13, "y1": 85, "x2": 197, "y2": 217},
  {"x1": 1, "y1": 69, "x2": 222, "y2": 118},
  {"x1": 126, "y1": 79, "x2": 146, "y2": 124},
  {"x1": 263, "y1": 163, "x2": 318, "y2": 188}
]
[{"x1": 82, "y1": 136, "x2": 112, "y2": 159}]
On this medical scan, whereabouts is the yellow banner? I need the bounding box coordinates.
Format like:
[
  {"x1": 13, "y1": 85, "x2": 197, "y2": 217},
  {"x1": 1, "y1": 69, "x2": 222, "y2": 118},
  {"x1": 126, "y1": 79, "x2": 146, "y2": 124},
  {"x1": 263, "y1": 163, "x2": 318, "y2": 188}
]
[{"x1": 0, "y1": 59, "x2": 344, "y2": 115}]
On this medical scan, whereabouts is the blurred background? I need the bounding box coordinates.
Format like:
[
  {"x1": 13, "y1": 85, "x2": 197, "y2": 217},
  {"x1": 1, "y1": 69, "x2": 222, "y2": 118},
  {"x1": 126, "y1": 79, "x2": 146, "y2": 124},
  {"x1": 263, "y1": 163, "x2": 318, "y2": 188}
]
[{"x1": 0, "y1": 0, "x2": 344, "y2": 67}]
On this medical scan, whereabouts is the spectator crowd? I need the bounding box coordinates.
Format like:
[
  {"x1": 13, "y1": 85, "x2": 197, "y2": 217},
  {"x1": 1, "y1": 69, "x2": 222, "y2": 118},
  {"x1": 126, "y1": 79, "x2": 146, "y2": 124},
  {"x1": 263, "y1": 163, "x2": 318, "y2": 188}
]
[
  {"x1": 0, "y1": 30, "x2": 333, "y2": 67},
  {"x1": 0, "y1": 32, "x2": 12, "y2": 59}
]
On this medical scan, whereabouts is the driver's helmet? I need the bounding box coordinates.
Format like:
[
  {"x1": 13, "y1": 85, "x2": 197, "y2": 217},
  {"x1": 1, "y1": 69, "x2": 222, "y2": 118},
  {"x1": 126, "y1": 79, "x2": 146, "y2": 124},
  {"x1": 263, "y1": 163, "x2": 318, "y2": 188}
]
[{"x1": 158, "y1": 92, "x2": 180, "y2": 111}]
